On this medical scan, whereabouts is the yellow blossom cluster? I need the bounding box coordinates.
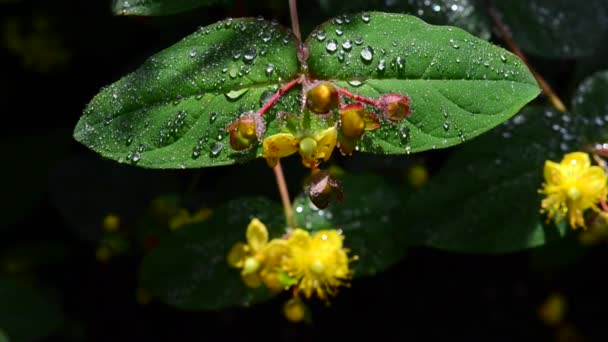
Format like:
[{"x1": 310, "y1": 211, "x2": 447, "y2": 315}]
[
  {"x1": 227, "y1": 218, "x2": 354, "y2": 304},
  {"x1": 540, "y1": 152, "x2": 608, "y2": 229}
]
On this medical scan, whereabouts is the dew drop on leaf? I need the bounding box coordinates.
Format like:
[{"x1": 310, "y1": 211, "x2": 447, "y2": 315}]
[
  {"x1": 326, "y1": 39, "x2": 338, "y2": 53},
  {"x1": 210, "y1": 142, "x2": 223, "y2": 157},
  {"x1": 361, "y1": 13, "x2": 371, "y2": 23},
  {"x1": 360, "y1": 46, "x2": 374, "y2": 62},
  {"x1": 342, "y1": 39, "x2": 352, "y2": 51},
  {"x1": 225, "y1": 88, "x2": 249, "y2": 100},
  {"x1": 316, "y1": 30, "x2": 327, "y2": 41}
]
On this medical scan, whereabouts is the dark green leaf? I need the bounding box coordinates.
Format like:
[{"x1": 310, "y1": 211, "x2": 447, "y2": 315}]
[
  {"x1": 140, "y1": 198, "x2": 285, "y2": 310},
  {"x1": 0, "y1": 329, "x2": 8, "y2": 342},
  {"x1": 307, "y1": 12, "x2": 539, "y2": 155},
  {"x1": 315, "y1": 0, "x2": 490, "y2": 40},
  {"x1": 49, "y1": 157, "x2": 180, "y2": 241},
  {"x1": 0, "y1": 279, "x2": 63, "y2": 342},
  {"x1": 495, "y1": 0, "x2": 608, "y2": 58},
  {"x1": 572, "y1": 71, "x2": 608, "y2": 142},
  {"x1": 293, "y1": 174, "x2": 405, "y2": 276},
  {"x1": 112, "y1": 0, "x2": 228, "y2": 16},
  {"x1": 74, "y1": 18, "x2": 300, "y2": 169}
]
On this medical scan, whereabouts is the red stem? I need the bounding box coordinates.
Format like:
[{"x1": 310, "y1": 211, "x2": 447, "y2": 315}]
[
  {"x1": 601, "y1": 197, "x2": 608, "y2": 213},
  {"x1": 336, "y1": 87, "x2": 380, "y2": 107},
  {"x1": 257, "y1": 78, "x2": 302, "y2": 117}
]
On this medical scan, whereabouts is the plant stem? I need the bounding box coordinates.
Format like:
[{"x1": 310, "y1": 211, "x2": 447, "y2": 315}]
[
  {"x1": 485, "y1": 1, "x2": 567, "y2": 113},
  {"x1": 289, "y1": 0, "x2": 302, "y2": 47},
  {"x1": 257, "y1": 77, "x2": 301, "y2": 116},
  {"x1": 273, "y1": 161, "x2": 295, "y2": 228},
  {"x1": 336, "y1": 87, "x2": 381, "y2": 107}
]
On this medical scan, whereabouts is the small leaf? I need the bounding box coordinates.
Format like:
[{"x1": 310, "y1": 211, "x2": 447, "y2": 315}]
[
  {"x1": 74, "y1": 18, "x2": 300, "y2": 169},
  {"x1": 112, "y1": 0, "x2": 229, "y2": 16},
  {"x1": 140, "y1": 197, "x2": 285, "y2": 310},
  {"x1": 293, "y1": 174, "x2": 405, "y2": 276},
  {"x1": 0, "y1": 279, "x2": 64, "y2": 342},
  {"x1": 495, "y1": 0, "x2": 608, "y2": 58},
  {"x1": 307, "y1": 12, "x2": 539, "y2": 155}
]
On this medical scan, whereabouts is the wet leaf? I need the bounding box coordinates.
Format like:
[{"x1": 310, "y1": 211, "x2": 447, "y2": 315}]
[
  {"x1": 316, "y1": 0, "x2": 491, "y2": 40},
  {"x1": 495, "y1": 0, "x2": 608, "y2": 58},
  {"x1": 0, "y1": 279, "x2": 64, "y2": 342},
  {"x1": 112, "y1": 0, "x2": 229, "y2": 16},
  {"x1": 402, "y1": 69, "x2": 608, "y2": 253},
  {"x1": 140, "y1": 198, "x2": 285, "y2": 310},
  {"x1": 74, "y1": 18, "x2": 300, "y2": 169},
  {"x1": 293, "y1": 174, "x2": 405, "y2": 276},
  {"x1": 307, "y1": 12, "x2": 539, "y2": 156}
]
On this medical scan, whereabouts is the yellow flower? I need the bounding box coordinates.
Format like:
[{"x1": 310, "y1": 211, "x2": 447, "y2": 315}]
[
  {"x1": 227, "y1": 218, "x2": 289, "y2": 291},
  {"x1": 102, "y1": 213, "x2": 121, "y2": 232},
  {"x1": 281, "y1": 228, "x2": 353, "y2": 301},
  {"x1": 169, "y1": 208, "x2": 213, "y2": 231},
  {"x1": 540, "y1": 152, "x2": 608, "y2": 229},
  {"x1": 262, "y1": 127, "x2": 338, "y2": 169}
]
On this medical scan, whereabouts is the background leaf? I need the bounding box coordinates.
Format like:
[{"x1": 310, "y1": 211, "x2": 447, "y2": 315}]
[
  {"x1": 112, "y1": 0, "x2": 230, "y2": 16},
  {"x1": 306, "y1": 12, "x2": 539, "y2": 156},
  {"x1": 74, "y1": 18, "x2": 300, "y2": 169},
  {"x1": 293, "y1": 174, "x2": 406, "y2": 276},
  {"x1": 140, "y1": 197, "x2": 285, "y2": 311},
  {"x1": 0, "y1": 279, "x2": 64, "y2": 342},
  {"x1": 400, "y1": 71, "x2": 608, "y2": 253},
  {"x1": 494, "y1": 0, "x2": 608, "y2": 59}
]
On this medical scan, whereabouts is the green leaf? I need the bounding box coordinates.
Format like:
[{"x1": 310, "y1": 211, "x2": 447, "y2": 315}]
[
  {"x1": 112, "y1": 0, "x2": 228, "y2": 16},
  {"x1": 0, "y1": 329, "x2": 8, "y2": 342},
  {"x1": 0, "y1": 279, "x2": 63, "y2": 342},
  {"x1": 306, "y1": 12, "x2": 539, "y2": 155},
  {"x1": 140, "y1": 197, "x2": 285, "y2": 311},
  {"x1": 316, "y1": 0, "x2": 490, "y2": 40},
  {"x1": 293, "y1": 174, "x2": 405, "y2": 276},
  {"x1": 495, "y1": 0, "x2": 608, "y2": 58},
  {"x1": 572, "y1": 71, "x2": 608, "y2": 142},
  {"x1": 74, "y1": 18, "x2": 300, "y2": 169}
]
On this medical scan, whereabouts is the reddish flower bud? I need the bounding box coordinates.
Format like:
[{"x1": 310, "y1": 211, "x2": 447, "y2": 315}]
[
  {"x1": 227, "y1": 112, "x2": 266, "y2": 151},
  {"x1": 305, "y1": 169, "x2": 344, "y2": 209},
  {"x1": 378, "y1": 93, "x2": 412, "y2": 123},
  {"x1": 337, "y1": 102, "x2": 380, "y2": 155},
  {"x1": 306, "y1": 82, "x2": 340, "y2": 114}
]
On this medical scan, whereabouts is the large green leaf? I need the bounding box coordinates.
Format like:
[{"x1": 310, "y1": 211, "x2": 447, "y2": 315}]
[
  {"x1": 140, "y1": 198, "x2": 285, "y2": 311},
  {"x1": 74, "y1": 18, "x2": 300, "y2": 169},
  {"x1": 401, "y1": 71, "x2": 608, "y2": 253},
  {"x1": 495, "y1": 0, "x2": 608, "y2": 59},
  {"x1": 112, "y1": 0, "x2": 228, "y2": 16},
  {"x1": 316, "y1": 0, "x2": 490, "y2": 40},
  {"x1": 0, "y1": 279, "x2": 63, "y2": 342},
  {"x1": 306, "y1": 12, "x2": 539, "y2": 155},
  {"x1": 293, "y1": 174, "x2": 406, "y2": 276}
]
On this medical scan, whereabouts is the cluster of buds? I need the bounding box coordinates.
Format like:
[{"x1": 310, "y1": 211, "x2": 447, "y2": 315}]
[{"x1": 225, "y1": 78, "x2": 413, "y2": 169}]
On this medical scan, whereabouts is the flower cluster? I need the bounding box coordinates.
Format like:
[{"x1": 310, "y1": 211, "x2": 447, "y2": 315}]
[
  {"x1": 539, "y1": 151, "x2": 608, "y2": 229},
  {"x1": 226, "y1": 79, "x2": 412, "y2": 169},
  {"x1": 227, "y1": 218, "x2": 355, "y2": 311}
]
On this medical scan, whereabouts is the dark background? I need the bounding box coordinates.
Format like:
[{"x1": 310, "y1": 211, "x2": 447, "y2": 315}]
[{"x1": 1, "y1": 0, "x2": 607, "y2": 341}]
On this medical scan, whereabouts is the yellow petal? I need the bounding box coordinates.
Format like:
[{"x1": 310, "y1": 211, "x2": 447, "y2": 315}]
[
  {"x1": 241, "y1": 272, "x2": 262, "y2": 288},
  {"x1": 262, "y1": 239, "x2": 290, "y2": 266},
  {"x1": 543, "y1": 160, "x2": 564, "y2": 186},
  {"x1": 580, "y1": 166, "x2": 608, "y2": 193},
  {"x1": 287, "y1": 229, "x2": 312, "y2": 251},
  {"x1": 246, "y1": 218, "x2": 268, "y2": 252},
  {"x1": 314, "y1": 127, "x2": 338, "y2": 161},
  {"x1": 262, "y1": 133, "x2": 299, "y2": 167},
  {"x1": 562, "y1": 152, "x2": 590, "y2": 169},
  {"x1": 227, "y1": 242, "x2": 248, "y2": 268},
  {"x1": 312, "y1": 230, "x2": 344, "y2": 250}
]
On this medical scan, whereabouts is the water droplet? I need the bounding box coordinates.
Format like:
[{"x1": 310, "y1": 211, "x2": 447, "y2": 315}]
[
  {"x1": 342, "y1": 39, "x2": 352, "y2": 51},
  {"x1": 361, "y1": 13, "x2": 371, "y2": 23},
  {"x1": 265, "y1": 64, "x2": 274, "y2": 77},
  {"x1": 209, "y1": 112, "x2": 217, "y2": 124},
  {"x1": 210, "y1": 142, "x2": 223, "y2": 157},
  {"x1": 326, "y1": 39, "x2": 338, "y2": 53},
  {"x1": 131, "y1": 151, "x2": 141, "y2": 163},
  {"x1": 500, "y1": 54, "x2": 507, "y2": 62},
  {"x1": 337, "y1": 50, "x2": 345, "y2": 62},
  {"x1": 443, "y1": 121, "x2": 450, "y2": 131},
  {"x1": 189, "y1": 50, "x2": 197, "y2": 58},
  {"x1": 243, "y1": 48, "x2": 257, "y2": 62},
  {"x1": 398, "y1": 126, "x2": 410, "y2": 142},
  {"x1": 192, "y1": 146, "x2": 201, "y2": 159},
  {"x1": 348, "y1": 80, "x2": 363, "y2": 87},
  {"x1": 483, "y1": 61, "x2": 490, "y2": 67},
  {"x1": 377, "y1": 59, "x2": 386, "y2": 71},
  {"x1": 225, "y1": 88, "x2": 249, "y2": 100},
  {"x1": 316, "y1": 30, "x2": 327, "y2": 41},
  {"x1": 395, "y1": 56, "x2": 405, "y2": 70},
  {"x1": 232, "y1": 51, "x2": 241, "y2": 60},
  {"x1": 360, "y1": 46, "x2": 374, "y2": 62},
  {"x1": 335, "y1": 28, "x2": 343, "y2": 36},
  {"x1": 259, "y1": 90, "x2": 275, "y2": 106},
  {"x1": 432, "y1": 4, "x2": 441, "y2": 12},
  {"x1": 261, "y1": 33, "x2": 272, "y2": 42},
  {"x1": 405, "y1": 146, "x2": 412, "y2": 154},
  {"x1": 354, "y1": 37, "x2": 364, "y2": 45}
]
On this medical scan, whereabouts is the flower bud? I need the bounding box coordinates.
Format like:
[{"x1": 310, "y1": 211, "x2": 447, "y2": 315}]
[
  {"x1": 306, "y1": 82, "x2": 340, "y2": 114},
  {"x1": 227, "y1": 111, "x2": 265, "y2": 151},
  {"x1": 339, "y1": 103, "x2": 366, "y2": 138},
  {"x1": 305, "y1": 169, "x2": 344, "y2": 209},
  {"x1": 378, "y1": 93, "x2": 412, "y2": 123}
]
